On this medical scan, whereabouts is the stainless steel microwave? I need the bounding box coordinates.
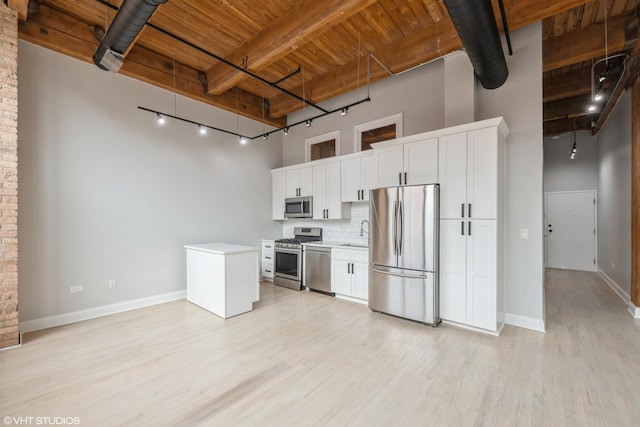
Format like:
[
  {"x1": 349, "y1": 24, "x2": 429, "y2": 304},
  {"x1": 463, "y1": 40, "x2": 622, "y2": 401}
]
[{"x1": 284, "y1": 196, "x2": 313, "y2": 218}]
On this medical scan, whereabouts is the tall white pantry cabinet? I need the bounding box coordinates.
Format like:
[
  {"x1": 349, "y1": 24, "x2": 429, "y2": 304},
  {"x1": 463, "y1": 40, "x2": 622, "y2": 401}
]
[{"x1": 438, "y1": 124, "x2": 507, "y2": 334}]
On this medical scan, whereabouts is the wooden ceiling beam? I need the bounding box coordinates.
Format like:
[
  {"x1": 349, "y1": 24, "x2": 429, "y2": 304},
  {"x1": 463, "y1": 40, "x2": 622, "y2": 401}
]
[
  {"x1": 7, "y1": 0, "x2": 29, "y2": 21},
  {"x1": 270, "y1": 19, "x2": 461, "y2": 118},
  {"x1": 205, "y1": 0, "x2": 377, "y2": 96},
  {"x1": 18, "y1": 4, "x2": 285, "y2": 127},
  {"x1": 543, "y1": 115, "x2": 593, "y2": 137},
  {"x1": 543, "y1": 67, "x2": 593, "y2": 102},
  {"x1": 593, "y1": 55, "x2": 640, "y2": 134},
  {"x1": 543, "y1": 12, "x2": 638, "y2": 72},
  {"x1": 544, "y1": 94, "x2": 595, "y2": 121}
]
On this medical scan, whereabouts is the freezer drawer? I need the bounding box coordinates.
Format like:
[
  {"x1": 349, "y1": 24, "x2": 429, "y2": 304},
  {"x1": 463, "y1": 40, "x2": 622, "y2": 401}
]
[{"x1": 369, "y1": 266, "x2": 440, "y2": 326}]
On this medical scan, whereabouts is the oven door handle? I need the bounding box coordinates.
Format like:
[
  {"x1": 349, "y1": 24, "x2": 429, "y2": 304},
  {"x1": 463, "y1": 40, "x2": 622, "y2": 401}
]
[{"x1": 275, "y1": 247, "x2": 300, "y2": 255}]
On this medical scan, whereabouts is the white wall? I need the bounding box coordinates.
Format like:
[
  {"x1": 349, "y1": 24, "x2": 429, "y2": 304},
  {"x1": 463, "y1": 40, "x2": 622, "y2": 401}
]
[
  {"x1": 597, "y1": 90, "x2": 631, "y2": 295},
  {"x1": 476, "y1": 22, "x2": 545, "y2": 329},
  {"x1": 283, "y1": 59, "x2": 445, "y2": 166},
  {"x1": 544, "y1": 132, "x2": 599, "y2": 193},
  {"x1": 17, "y1": 41, "x2": 283, "y2": 322}
]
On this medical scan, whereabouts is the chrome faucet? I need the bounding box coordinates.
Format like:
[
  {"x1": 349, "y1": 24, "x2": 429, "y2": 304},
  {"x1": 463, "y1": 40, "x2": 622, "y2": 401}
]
[{"x1": 360, "y1": 219, "x2": 369, "y2": 237}]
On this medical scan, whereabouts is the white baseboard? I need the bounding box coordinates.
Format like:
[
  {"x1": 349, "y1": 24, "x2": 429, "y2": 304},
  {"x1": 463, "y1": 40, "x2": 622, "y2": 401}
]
[
  {"x1": 597, "y1": 269, "x2": 638, "y2": 317},
  {"x1": 504, "y1": 313, "x2": 545, "y2": 333},
  {"x1": 20, "y1": 290, "x2": 186, "y2": 334}
]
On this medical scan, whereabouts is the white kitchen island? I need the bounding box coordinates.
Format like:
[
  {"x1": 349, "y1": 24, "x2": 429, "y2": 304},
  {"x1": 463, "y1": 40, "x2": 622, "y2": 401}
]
[{"x1": 185, "y1": 243, "x2": 259, "y2": 319}]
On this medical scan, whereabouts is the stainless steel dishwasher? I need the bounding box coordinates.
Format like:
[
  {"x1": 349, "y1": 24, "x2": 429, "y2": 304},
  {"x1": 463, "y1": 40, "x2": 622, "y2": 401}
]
[{"x1": 304, "y1": 245, "x2": 333, "y2": 295}]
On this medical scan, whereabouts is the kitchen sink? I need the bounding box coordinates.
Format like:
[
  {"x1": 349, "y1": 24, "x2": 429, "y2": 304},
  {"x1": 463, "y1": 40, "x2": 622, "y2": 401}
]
[{"x1": 340, "y1": 243, "x2": 369, "y2": 248}]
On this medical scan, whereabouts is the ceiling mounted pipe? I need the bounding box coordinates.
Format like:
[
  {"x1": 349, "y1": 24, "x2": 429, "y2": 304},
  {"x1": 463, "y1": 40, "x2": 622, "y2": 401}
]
[
  {"x1": 93, "y1": 0, "x2": 168, "y2": 71},
  {"x1": 443, "y1": 0, "x2": 508, "y2": 89}
]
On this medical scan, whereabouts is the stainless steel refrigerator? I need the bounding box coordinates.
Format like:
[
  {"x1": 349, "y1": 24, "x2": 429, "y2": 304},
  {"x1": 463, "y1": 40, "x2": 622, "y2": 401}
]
[{"x1": 369, "y1": 184, "x2": 440, "y2": 326}]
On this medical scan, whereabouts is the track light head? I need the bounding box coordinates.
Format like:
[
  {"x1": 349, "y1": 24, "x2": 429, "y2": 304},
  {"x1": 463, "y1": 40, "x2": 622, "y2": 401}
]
[
  {"x1": 594, "y1": 93, "x2": 603, "y2": 101},
  {"x1": 156, "y1": 113, "x2": 166, "y2": 125},
  {"x1": 341, "y1": 107, "x2": 348, "y2": 116},
  {"x1": 284, "y1": 127, "x2": 289, "y2": 136},
  {"x1": 305, "y1": 120, "x2": 312, "y2": 127},
  {"x1": 198, "y1": 125, "x2": 207, "y2": 135},
  {"x1": 263, "y1": 134, "x2": 268, "y2": 140},
  {"x1": 588, "y1": 104, "x2": 596, "y2": 112},
  {"x1": 240, "y1": 137, "x2": 247, "y2": 145}
]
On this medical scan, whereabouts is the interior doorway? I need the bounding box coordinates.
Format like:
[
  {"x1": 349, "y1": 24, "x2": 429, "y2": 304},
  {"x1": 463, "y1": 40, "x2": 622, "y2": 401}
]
[{"x1": 545, "y1": 190, "x2": 597, "y2": 271}]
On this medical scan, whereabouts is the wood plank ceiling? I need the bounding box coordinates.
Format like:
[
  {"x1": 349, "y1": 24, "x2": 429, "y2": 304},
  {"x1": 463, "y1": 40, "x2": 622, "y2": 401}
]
[{"x1": 11, "y1": 0, "x2": 640, "y2": 136}]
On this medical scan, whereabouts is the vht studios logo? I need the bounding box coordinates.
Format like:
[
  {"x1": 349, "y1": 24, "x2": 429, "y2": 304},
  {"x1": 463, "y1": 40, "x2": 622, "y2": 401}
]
[{"x1": 3, "y1": 416, "x2": 80, "y2": 425}]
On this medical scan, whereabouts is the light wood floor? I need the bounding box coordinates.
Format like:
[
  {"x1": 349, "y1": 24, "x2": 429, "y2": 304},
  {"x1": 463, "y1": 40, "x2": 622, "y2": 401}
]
[{"x1": 2, "y1": 269, "x2": 640, "y2": 426}]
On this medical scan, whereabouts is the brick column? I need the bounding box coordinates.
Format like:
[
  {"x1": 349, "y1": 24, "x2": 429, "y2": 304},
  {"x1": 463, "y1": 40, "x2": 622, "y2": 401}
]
[{"x1": 0, "y1": 3, "x2": 19, "y2": 349}]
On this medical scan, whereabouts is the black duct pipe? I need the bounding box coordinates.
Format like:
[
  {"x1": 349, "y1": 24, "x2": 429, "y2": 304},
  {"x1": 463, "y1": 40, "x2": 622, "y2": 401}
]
[
  {"x1": 93, "y1": 0, "x2": 167, "y2": 70},
  {"x1": 443, "y1": 0, "x2": 508, "y2": 89}
]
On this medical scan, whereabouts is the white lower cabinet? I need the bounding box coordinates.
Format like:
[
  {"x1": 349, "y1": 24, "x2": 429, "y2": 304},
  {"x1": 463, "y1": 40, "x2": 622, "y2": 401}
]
[
  {"x1": 439, "y1": 219, "x2": 499, "y2": 332},
  {"x1": 331, "y1": 248, "x2": 369, "y2": 300},
  {"x1": 260, "y1": 240, "x2": 275, "y2": 281}
]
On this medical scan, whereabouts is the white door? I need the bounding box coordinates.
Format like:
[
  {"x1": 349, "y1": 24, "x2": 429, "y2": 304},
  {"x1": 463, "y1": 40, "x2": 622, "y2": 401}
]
[
  {"x1": 325, "y1": 162, "x2": 343, "y2": 219},
  {"x1": 467, "y1": 128, "x2": 498, "y2": 219},
  {"x1": 545, "y1": 191, "x2": 597, "y2": 271},
  {"x1": 341, "y1": 157, "x2": 362, "y2": 202},
  {"x1": 312, "y1": 164, "x2": 327, "y2": 219},
  {"x1": 466, "y1": 220, "x2": 497, "y2": 331}
]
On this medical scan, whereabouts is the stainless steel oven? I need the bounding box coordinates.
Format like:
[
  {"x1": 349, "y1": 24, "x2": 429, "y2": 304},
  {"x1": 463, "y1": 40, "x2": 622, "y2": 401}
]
[
  {"x1": 274, "y1": 227, "x2": 322, "y2": 291},
  {"x1": 274, "y1": 246, "x2": 302, "y2": 290}
]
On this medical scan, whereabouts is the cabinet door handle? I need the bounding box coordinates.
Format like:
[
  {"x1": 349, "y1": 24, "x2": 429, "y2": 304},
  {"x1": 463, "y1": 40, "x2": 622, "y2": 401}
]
[
  {"x1": 468, "y1": 203, "x2": 472, "y2": 218},
  {"x1": 265, "y1": 269, "x2": 272, "y2": 273},
  {"x1": 461, "y1": 203, "x2": 465, "y2": 218},
  {"x1": 468, "y1": 221, "x2": 472, "y2": 236},
  {"x1": 404, "y1": 172, "x2": 407, "y2": 185},
  {"x1": 351, "y1": 263, "x2": 354, "y2": 274},
  {"x1": 347, "y1": 263, "x2": 351, "y2": 274},
  {"x1": 265, "y1": 256, "x2": 271, "y2": 260},
  {"x1": 399, "y1": 172, "x2": 402, "y2": 185},
  {"x1": 461, "y1": 221, "x2": 465, "y2": 236}
]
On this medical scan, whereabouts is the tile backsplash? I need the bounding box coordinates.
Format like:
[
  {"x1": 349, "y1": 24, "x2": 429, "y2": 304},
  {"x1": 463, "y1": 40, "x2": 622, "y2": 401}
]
[{"x1": 283, "y1": 203, "x2": 370, "y2": 245}]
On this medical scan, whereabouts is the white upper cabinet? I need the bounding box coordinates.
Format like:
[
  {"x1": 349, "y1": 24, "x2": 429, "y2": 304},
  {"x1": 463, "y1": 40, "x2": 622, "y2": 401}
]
[
  {"x1": 376, "y1": 138, "x2": 438, "y2": 187},
  {"x1": 439, "y1": 128, "x2": 498, "y2": 220},
  {"x1": 313, "y1": 161, "x2": 349, "y2": 220},
  {"x1": 341, "y1": 153, "x2": 377, "y2": 202},
  {"x1": 286, "y1": 166, "x2": 313, "y2": 198}
]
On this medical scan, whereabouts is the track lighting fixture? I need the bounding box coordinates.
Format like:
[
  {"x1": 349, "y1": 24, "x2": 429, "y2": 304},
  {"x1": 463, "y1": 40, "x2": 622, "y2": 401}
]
[
  {"x1": 341, "y1": 107, "x2": 349, "y2": 116},
  {"x1": 594, "y1": 93, "x2": 603, "y2": 101},
  {"x1": 139, "y1": 96, "x2": 370, "y2": 142},
  {"x1": 588, "y1": 104, "x2": 596, "y2": 112}
]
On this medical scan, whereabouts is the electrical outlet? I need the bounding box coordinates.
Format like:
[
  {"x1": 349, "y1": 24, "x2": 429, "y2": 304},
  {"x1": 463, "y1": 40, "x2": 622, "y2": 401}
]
[
  {"x1": 520, "y1": 228, "x2": 529, "y2": 240},
  {"x1": 69, "y1": 285, "x2": 83, "y2": 294},
  {"x1": 108, "y1": 279, "x2": 116, "y2": 289}
]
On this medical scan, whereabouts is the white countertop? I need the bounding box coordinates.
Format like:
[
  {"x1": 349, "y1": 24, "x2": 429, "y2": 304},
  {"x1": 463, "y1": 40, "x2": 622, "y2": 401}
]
[
  {"x1": 303, "y1": 241, "x2": 369, "y2": 251},
  {"x1": 184, "y1": 243, "x2": 259, "y2": 255}
]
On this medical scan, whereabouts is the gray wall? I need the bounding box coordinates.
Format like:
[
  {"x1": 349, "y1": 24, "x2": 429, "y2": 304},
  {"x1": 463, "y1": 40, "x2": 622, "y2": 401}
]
[
  {"x1": 283, "y1": 58, "x2": 445, "y2": 165},
  {"x1": 544, "y1": 132, "x2": 599, "y2": 193},
  {"x1": 597, "y1": 90, "x2": 631, "y2": 294},
  {"x1": 18, "y1": 41, "x2": 282, "y2": 321},
  {"x1": 476, "y1": 22, "x2": 545, "y2": 326}
]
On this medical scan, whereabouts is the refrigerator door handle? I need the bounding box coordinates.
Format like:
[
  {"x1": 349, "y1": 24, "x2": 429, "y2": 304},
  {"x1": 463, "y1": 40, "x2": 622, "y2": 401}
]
[
  {"x1": 398, "y1": 201, "x2": 404, "y2": 256},
  {"x1": 393, "y1": 200, "x2": 398, "y2": 255},
  {"x1": 371, "y1": 267, "x2": 427, "y2": 280}
]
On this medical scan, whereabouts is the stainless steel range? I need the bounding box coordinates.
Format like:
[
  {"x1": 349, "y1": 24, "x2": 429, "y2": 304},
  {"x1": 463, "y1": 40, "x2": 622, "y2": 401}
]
[{"x1": 274, "y1": 227, "x2": 322, "y2": 290}]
